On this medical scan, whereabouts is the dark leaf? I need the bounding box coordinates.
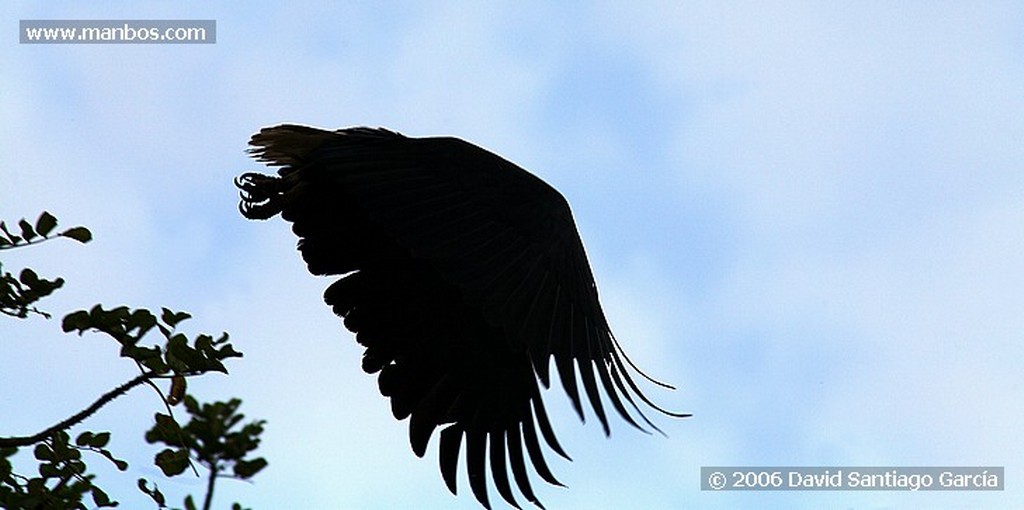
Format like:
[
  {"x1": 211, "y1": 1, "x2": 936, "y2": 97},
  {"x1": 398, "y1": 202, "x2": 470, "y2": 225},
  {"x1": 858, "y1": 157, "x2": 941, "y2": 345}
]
[
  {"x1": 233, "y1": 457, "x2": 268, "y2": 479},
  {"x1": 160, "y1": 307, "x2": 192, "y2": 328},
  {"x1": 36, "y1": 211, "x2": 58, "y2": 237},
  {"x1": 33, "y1": 443, "x2": 53, "y2": 461},
  {"x1": 62, "y1": 310, "x2": 91, "y2": 333},
  {"x1": 138, "y1": 478, "x2": 166, "y2": 506},
  {"x1": 128, "y1": 309, "x2": 157, "y2": 335},
  {"x1": 152, "y1": 413, "x2": 181, "y2": 437},
  {"x1": 184, "y1": 394, "x2": 200, "y2": 414},
  {"x1": 216, "y1": 343, "x2": 244, "y2": 360},
  {"x1": 122, "y1": 344, "x2": 161, "y2": 363},
  {"x1": 91, "y1": 485, "x2": 116, "y2": 507},
  {"x1": 38, "y1": 461, "x2": 60, "y2": 478},
  {"x1": 110, "y1": 456, "x2": 129, "y2": 471},
  {"x1": 18, "y1": 219, "x2": 37, "y2": 241},
  {"x1": 0, "y1": 221, "x2": 22, "y2": 244},
  {"x1": 91, "y1": 446, "x2": 129, "y2": 471},
  {"x1": 90, "y1": 432, "x2": 111, "y2": 448},
  {"x1": 60, "y1": 226, "x2": 93, "y2": 243},
  {"x1": 206, "y1": 358, "x2": 228, "y2": 374},
  {"x1": 167, "y1": 333, "x2": 208, "y2": 372},
  {"x1": 75, "y1": 431, "x2": 95, "y2": 447},
  {"x1": 141, "y1": 356, "x2": 170, "y2": 374},
  {"x1": 18, "y1": 268, "x2": 39, "y2": 286},
  {"x1": 154, "y1": 448, "x2": 190, "y2": 476}
]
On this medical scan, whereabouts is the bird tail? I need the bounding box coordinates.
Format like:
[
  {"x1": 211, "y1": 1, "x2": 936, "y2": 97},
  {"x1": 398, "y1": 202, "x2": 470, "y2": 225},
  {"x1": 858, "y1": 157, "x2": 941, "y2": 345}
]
[{"x1": 247, "y1": 124, "x2": 339, "y2": 170}]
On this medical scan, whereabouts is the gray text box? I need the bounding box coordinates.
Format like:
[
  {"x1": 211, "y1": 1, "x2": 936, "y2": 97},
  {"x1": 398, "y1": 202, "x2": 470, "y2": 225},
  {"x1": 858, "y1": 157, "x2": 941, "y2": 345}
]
[{"x1": 21, "y1": 20, "x2": 216, "y2": 44}]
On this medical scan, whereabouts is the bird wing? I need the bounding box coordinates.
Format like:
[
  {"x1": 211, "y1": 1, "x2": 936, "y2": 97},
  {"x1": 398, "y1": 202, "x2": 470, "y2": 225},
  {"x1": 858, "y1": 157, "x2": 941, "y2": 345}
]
[{"x1": 237, "y1": 124, "x2": 684, "y2": 509}]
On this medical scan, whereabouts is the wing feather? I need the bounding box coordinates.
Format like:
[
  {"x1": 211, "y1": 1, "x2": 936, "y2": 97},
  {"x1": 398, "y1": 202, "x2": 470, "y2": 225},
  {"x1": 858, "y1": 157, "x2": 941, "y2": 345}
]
[
  {"x1": 466, "y1": 428, "x2": 491, "y2": 509},
  {"x1": 440, "y1": 424, "x2": 463, "y2": 495},
  {"x1": 488, "y1": 429, "x2": 520, "y2": 509},
  {"x1": 506, "y1": 424, "x2": 544, "y2": 510}
]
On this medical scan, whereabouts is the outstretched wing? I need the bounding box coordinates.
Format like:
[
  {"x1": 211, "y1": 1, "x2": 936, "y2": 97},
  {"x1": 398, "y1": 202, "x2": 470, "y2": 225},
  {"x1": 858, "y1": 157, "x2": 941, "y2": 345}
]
[{"x1": 237, "y1": 124, "x2": 685, "y2": 509}]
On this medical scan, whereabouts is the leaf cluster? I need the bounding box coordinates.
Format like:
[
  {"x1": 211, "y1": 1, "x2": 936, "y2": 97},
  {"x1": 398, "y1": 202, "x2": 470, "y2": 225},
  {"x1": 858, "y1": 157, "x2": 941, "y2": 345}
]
[
  {"x1": 61, "y1": 305, "x2": 242, "y2": 376},
  {"x1": 0, "y1": 212, "x2": 91, "y2": 319},
  {"x1": 147, "y1": 396, "x2": 267, "y2": 479},
  {"x1": 140, "y1": 396, "x2": 267, "y2": 509},
  {"x1": 0, "y1": 430, "x2": 125, "y2": 509},
  {"x1": 0, "y1": 211, "x2": 92, "y2": 249},
  {"x1": 1, "y1": 212, "x2": 266, "y2": 510}
]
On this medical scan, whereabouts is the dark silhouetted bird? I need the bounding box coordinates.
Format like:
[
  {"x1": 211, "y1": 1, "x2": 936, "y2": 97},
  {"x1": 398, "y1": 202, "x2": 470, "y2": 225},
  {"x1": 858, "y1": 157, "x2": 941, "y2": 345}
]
[{"x1": 236, "y1": 125, "x2": 686, "y2": 509}]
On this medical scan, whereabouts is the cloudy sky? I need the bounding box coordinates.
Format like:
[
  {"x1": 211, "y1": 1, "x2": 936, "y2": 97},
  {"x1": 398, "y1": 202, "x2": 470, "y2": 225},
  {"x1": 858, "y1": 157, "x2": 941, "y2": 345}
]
[{"x1": 3, "y1": 1, "x2": 1022, "y2": 509}]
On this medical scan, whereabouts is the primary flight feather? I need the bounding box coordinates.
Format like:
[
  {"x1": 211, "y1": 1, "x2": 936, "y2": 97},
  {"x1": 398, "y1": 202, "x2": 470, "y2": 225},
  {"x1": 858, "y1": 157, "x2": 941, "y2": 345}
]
[{"x1": 236, "y1": 124, "x2": 686, "y2": 509}]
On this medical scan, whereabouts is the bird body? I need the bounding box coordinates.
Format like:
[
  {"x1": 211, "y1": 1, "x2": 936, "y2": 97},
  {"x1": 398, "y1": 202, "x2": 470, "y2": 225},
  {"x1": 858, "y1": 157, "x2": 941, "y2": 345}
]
[{"x1": 237, "y1": 125, "x2": 685, "y2": 509}]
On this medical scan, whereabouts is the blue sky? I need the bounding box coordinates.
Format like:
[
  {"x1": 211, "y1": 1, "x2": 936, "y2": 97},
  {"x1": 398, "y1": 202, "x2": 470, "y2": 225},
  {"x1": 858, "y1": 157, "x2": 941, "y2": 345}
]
[{"x1": 2, "y1": 2, "x2": 1023, "y2": 509}]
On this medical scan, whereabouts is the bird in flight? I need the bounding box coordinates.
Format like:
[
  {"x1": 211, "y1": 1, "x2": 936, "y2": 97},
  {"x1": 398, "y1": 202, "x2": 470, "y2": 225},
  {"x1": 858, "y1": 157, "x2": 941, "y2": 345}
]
[{"x1": 236, "y1": 125, "x2": 687, "y2": 509}]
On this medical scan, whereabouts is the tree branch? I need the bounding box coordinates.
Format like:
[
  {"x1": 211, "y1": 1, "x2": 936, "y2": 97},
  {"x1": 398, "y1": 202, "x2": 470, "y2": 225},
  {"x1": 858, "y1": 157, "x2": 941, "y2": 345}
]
[{"x1": 0, "y1": 371, "x2": 160, "y2": 448}]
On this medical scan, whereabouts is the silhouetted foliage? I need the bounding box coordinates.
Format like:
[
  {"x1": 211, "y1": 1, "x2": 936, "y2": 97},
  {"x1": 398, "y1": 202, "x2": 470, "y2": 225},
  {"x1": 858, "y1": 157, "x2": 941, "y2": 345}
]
[
  {"x1": 0, "y1": 430, "x2": 122, "y2": 509},
  {"x1": 0, "y1": 212, "x2": 266, "y2": 510},
  {"x1": 144, "y1": 395, "x2": 266, "y2": 510},
  {"x1": 0, "y1": 211, "x2": 90, "y2": 319}
]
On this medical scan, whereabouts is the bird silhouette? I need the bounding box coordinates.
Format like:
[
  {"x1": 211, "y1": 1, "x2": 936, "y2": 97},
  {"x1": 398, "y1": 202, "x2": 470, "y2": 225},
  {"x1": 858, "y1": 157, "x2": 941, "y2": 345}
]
[{"x1": 236, "y1": 124, "x2": 687, "y2": 509}]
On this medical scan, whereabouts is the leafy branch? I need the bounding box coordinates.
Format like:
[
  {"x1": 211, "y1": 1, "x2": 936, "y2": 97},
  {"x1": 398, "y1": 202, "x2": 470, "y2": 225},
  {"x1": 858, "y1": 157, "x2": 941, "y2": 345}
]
[
  {"x1": 0, "y1": 212, "x2": 91, "y2": 319},
  {"x1": 0, "y1": 211, "x2": 92, "y2": 250},
  {"x1": 142, "y1": 396, "x2": 267, "y2": 510},
  {"x1": 1, "y1": 212, "x2": 266, "y2": 509},
  {"x1": 1, "y1": 305, "x2": 242, "y2": 449},
  {"x1": 1, "y1": 430, "x2": 125, "y2": 509}
]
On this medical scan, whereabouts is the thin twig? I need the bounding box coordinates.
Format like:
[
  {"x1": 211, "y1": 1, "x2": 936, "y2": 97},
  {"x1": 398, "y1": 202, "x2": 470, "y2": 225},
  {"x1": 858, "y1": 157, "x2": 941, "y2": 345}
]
[
  {"x1": 203, "y1": 465, "x2": 219, "y2": 510},
  {"x1": 138, "y1": 361, "x2": 200, "y2": 477}
]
